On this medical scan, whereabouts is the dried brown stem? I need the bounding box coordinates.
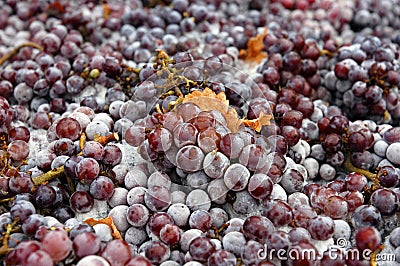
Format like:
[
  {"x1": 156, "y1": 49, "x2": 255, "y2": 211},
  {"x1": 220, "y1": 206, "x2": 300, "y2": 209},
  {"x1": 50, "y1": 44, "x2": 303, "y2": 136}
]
[
  {"x1": 344, "y1": 156, "x2": 376, "y2": 180},
  {"x1": 32, "y1": 166, "x2": 65, "y2": 186},
  {"x1": 0, "y1": 42, "x2": 43, "y2": 67}
]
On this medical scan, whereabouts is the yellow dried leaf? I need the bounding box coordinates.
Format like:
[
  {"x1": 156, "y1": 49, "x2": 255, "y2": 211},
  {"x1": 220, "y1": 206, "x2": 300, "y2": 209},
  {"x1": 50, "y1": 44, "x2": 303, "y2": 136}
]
[
  {"x1": 239, "y1": 28, "x2": 268, "y2": 64},
  {"x1": 241, "y1": 112, "x2": 273, "y2": 132},
  {"x1": 182, "y1": 87, "x2": 273, "y2": 132},
  {"x1": 182, "y1": 87, "x2": 242, "y2": 132},
  {"x1": 84, "y1": 216, "x2": 122, "y2": 240}
]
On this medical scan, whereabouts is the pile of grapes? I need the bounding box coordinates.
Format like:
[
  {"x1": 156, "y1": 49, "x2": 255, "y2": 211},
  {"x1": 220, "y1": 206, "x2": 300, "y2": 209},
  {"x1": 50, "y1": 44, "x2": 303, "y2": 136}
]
[{"x1": 0, "y1": 0, "x2": 400, "y2": 265}]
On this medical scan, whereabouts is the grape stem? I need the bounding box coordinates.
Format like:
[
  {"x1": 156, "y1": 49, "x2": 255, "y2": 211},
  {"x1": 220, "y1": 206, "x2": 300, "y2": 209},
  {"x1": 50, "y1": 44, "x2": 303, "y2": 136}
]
[
  {"x1": 0, "y1": 42, "x2": 43, "y2": 67},
  {"x1": 0, "y1": 220, "x2": 18, "y2": 257},
  {"x1": 343, "y1": 156, "x2": 376, "y2": 180},
  {"x1": 32, "y1": 132, "x2": 118, "y2": 186},
  {"x1": 0, "y1": 197, "x2": 14, "y2": 203},
  {"x1": 32, "y1": 166, "x2": 65, "y2": 186}
]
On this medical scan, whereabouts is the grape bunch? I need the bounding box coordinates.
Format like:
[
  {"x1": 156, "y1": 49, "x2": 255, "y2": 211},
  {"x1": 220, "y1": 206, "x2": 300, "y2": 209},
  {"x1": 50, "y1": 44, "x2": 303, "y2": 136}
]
[{"x1": 1, "y1": 0, "x2": 400, "y2": 265}]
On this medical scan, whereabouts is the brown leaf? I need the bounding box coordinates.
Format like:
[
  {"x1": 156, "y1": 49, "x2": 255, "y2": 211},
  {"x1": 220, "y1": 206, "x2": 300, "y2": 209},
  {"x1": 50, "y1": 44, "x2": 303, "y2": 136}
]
[
  {"x1": 84, "y1": 216, "x2": 122, "y2": 240},
  {"x1": 182, "y1": 87, "x2": 242, "y2": 132},
  {"x1": 182, "y1": 88, "x2": 273, "y2": 132},
  {"x1": 239, "y1": 28, "x2": 268, "y2": 65},
  {"x1": 241, "y1": 112, "x2": 273, "y2": 132}
]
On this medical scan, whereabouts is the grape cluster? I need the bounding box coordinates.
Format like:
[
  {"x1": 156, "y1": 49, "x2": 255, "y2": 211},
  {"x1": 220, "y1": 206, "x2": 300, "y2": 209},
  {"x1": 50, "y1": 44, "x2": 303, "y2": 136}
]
[{"x1": 1, "y1": 0, "x2": 400, "y2": 265}]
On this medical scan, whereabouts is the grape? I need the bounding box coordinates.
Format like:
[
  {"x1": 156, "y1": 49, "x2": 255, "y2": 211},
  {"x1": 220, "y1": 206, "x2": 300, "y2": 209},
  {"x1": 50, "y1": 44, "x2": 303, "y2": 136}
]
[
  {"x1": 281, "y1": 125, "x2": 300, "y2": 146},
  {"x1": 186, "y1": 189, "x2": 211, "y2": 211},
  {"x1": 343, "y1": 191, "x2": 364, "y2": 212},
  {"x1": 323, "y1": 195, "x2": 349, "y2": 219},
  {"x1": 180, "y1": 229, "x2": 203, "y2": 253},
  {"x1": 53, "y1": 206, "x2": 75, "y2": 223},
  {"x1": 85, "y1": 121, "x2": 110, "y2": 140},
  {"x1": 242, "y1": 215, "x2": 274, "y2": 244},
  {"x1": 125, "y1": 256, "x2": 152, "y2": 266},
  {"x1": 176, "y1": 145, "x2": 204, "y2": 172},
  {"x1": 286, "y1": 241, "x2": 319, "y2": 266},
  {"x1": 101, "y1": 239, "x2": 132, "y2": 266},
  {"x1": 344, "y1": 172, "x2": 368, "y2": 191},
  {"x1": 293, "y1": 205, "x2": 317, "y2": 228},
  {"x1": 42, "y1": 229, "x2": 72, "y2": 262},
  {"x1": 14, "y1": 83, "x2": 33, "y2": 104},
  {"x1": 307, "y1": 216, "x2": 335, "y2": 241},
  {"x1": 144, "y1": 240, "x2": 170, "y2": 264},
  {"x1": 72, "y1": 232, "x2": 101, "y2": 258},
  {"x1": 289, "y1": 227, "x2": 312, "y2": 244},
  {"x1": 9, "y1": 173, "x2": 34, "y2": 194},
  {"x1": 109, "y1": 205, "x2": 130, "y2": 232},
  {"x1": 55, "y1": 117, "x2": 81, "y2": 140},
  {"x1": 355, "y1": 226, "x2": 381, "y2": 251},
  {"x1": 82, "y1": 141, "x2": 104, "y2": 160},
  {"x1": 279, "y1": 168, "x2": 305, "y2": 194},
  {"x1": 22, "y1": 214, "x2": 46, "y2": 236},
  {"x1": 208, "y1": 249, "x2": 236, "y2": 266},
  {"x1": 238, "y1": 144, "x2": 268, "y2": 171},
  {"x1": 124, "y1": 169, "x2": 148, "y2": 189},
  {"x1": 352, "y1": 205, "x2": 383, "y2": 229},
  {"x1": 310, "y1": 187, "x2": 337, "y2": 210},
  {"x1": 147, "y1": 171, "x2": 172, "y2": 190},
  {"x1": 5, "y1": 240, "x2": 42, "y2": 265},
  {"x1": 247, "y1": 173, "x2": 273, "y2": 199},
  {"x1": 10, "y1": 200, "x2": 36, "y2": 221},
  {"x1": 148, "y1": 212, "x2": 175, "y2": 237},
  {"x1": 3, "y1": 1, "x2": 400, "y2": 264},
  {"x1": 125, "y1": 125, "x2": 146, "y2": 147},
  {"x1": 63, "y1": 155, "x2": 82, "y2": 180},
  {"x1": 189, "y1": 210, "x2": 212, "y2": 232},
  {"x1": 186, "y1": 170, "x2": 210, "y2": 190},
  {"x1": 262, "y1": 199, "x2": 293, "y2": 226},
  {"x1": 377, "y1": 166, "x2": 399, "y2": 187},
  {"x1": 34, "y1": 184, "x2": 56, "y2": 208},
  {"x1": 7, "y1": 140, "x2": 29, "y2": 161},
  {"x1": 203, "y1": 151, "x2": 230, "y2": 179},
  {"x1": 370, "y1": 188, "x2": 398, "y2": 215},
  {"x1": 219, "y1": 133, "x2": 245, "y2": 159},
  {"x1": 222, "y1": 231, "x2": 246, "y2": 256},
  {"x1": 125, "y1": 227, "x2": 148, "y2": 246},
  {"x1": 223, "y1": 163, "x2": 250, "y2": 191},
  {"x1": 173, "y1": 122, "x2": 198, "y2": 148},
  {"x1": 145, "y1": 185, "x2": 171, "y2": 212},
  {"x1": 167, "y1": 203, "x2": 191, "y2": 227},
  {"x1": 160, "y1": 224, "x2": 181, "y2": 245},
  {"x1": 288, "y1": 192, "x2": 310, "y2": 208},
  {"x1": 189, "y1": 236, "x2": 216, "y2": 262},
  {"x1": 197, "y1": 127, "x2": 221, "y2": 153},
  {"x1": 383, "y1": 127, "x2": 400, "y2": 144},
  {"x1": 102, "y1": 144, "x2": 122, "y2": 166},
  {"x1": 148, "y1": 127, "x2": 173, "y2": 152},
  {"x1": 75, "y1": 158, "x2": 100, "y2": 181},
  {"x1": 52, "y1": 138, "x2": 75, "y2": 156},
  {"x1": 240, "y1": 240, "x2": 264, "y2": 265},
  {"x1": 268, "y1": 230, "x2": 290, "y2": 251},
  {"x1": 127, "y1": 187, "x2": 147, "y2": 205},
  {"x1": 70, "y1": 191, "x2": 94, "y2": 213},
  {"x1": 162, "y1": 112, "x2": 183, "y2": 132},
  {"x1": 90, "y1": 176, "x2": 115, "y2": 200},
  {"x1": 76, "y1": 255, "x2": 111, "y2": 266},
  {"x1": 386, "y1": 143, "x2": 400, "y2": 165},
  {"x1": 127, "y1": 204, "x2": 149, "y2": 227},
  {"x1": 26, "y1": 250, "x2": 54, "y2": 266}
]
